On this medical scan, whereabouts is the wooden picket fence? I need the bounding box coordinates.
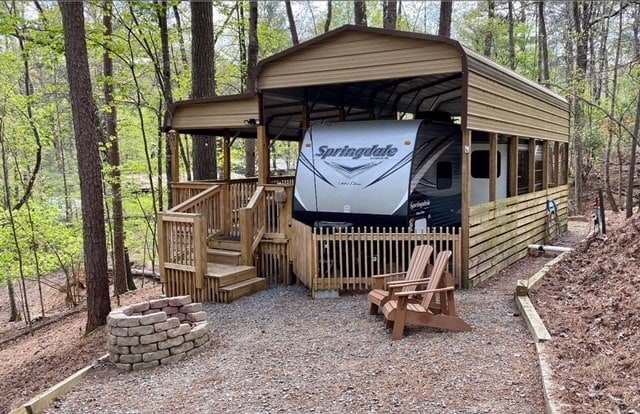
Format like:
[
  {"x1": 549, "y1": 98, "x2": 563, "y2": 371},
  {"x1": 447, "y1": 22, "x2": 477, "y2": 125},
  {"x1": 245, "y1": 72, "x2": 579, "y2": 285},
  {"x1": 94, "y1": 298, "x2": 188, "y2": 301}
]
[{"x1": 290, "y1": 220, "x2": 461, "y2": 295}]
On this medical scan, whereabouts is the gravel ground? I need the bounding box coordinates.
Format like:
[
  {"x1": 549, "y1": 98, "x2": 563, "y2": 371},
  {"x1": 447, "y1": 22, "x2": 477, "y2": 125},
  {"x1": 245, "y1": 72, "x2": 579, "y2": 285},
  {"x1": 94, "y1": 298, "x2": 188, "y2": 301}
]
[{"x1": 47, "y1": 271, "x2": 546, "y2": 413}]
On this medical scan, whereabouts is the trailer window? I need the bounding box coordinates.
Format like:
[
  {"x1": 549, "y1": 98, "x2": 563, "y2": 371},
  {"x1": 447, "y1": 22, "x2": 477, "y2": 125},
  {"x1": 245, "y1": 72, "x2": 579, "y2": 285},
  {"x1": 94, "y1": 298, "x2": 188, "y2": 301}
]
[
  {"x1": 436, "y1": 161, "x2": 452, "y2": 189},
  {"x1": 471, "y1": 151, "x2": 501, "y2": 178}
]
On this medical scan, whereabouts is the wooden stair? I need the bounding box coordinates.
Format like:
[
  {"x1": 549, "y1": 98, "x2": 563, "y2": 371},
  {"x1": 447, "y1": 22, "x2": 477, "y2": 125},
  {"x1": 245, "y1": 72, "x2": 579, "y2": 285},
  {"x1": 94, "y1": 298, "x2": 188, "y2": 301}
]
[{"x1": 206, "y1": 258, "x2": 266, "y2": 304}]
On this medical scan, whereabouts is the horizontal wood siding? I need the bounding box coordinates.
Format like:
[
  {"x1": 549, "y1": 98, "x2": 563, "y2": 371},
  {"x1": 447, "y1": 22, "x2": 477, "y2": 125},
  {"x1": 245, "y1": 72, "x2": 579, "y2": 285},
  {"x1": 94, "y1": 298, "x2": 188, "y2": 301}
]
[
  {"x1": 467, "y1": 71, "x2": 569, "y2": 142},
  {"x1": 171, "y1": 97, "x2": 259, "y2": 130},
  {"x1": 467, "y1": 185, "x2": 569, "y2": 286},
  {"x1": 259, "y1": 31, "x2": 462, "y2": 89}
]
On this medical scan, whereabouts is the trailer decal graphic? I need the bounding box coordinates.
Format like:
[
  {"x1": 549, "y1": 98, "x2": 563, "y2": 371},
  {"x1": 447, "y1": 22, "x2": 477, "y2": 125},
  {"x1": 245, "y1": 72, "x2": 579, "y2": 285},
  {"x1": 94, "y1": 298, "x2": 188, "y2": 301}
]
[
  {"x1": 298, "y1": 152, "x2": 335, "y2": 187},
  {"x1": 363, "y1": 151, "x2": 413, "y2": 188},
  {"x1": 323, "y1": 160, "x2": 383, "y2": 179}
]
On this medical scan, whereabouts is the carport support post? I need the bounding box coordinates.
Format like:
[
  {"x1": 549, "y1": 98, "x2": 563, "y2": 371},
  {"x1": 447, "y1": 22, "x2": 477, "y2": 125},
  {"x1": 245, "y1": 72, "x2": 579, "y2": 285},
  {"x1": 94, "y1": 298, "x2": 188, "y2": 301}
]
[
  {"x1": 223, "y1": 130, "x2": 231, "y2": 180},
  {"x1": 461, "y1": 129, "x2": 472, "y2": 288},
  {"x1": 554, "y1": 141, "x2": 560, "y2": 186},
  {"x1": 509, "y1": 136, "x2": 518, "y2": 197},
  {"x1": 489, "y1": 132, "x2": 497, "y2": 202},
  {"x1": 542, "y1": 140, "x2": 549, "y2": 189},
  {"x1": 528, "y1": 138, "x2": 536, "y2": 192},
  {"x1": 169, "y1": 129, "x2": 180, "y2": 207},
  {"x1": 257, "y1": 125, "x2": 270, "y2": 184}
]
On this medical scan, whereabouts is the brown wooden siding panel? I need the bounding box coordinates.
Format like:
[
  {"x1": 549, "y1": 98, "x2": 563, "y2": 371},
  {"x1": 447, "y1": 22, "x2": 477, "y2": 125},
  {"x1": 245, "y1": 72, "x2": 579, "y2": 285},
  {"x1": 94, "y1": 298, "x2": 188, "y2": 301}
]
[
  {"x1": 467, "y1": 71, "x2": 569, "y2": 142},
  {"x1": 259, "y1": 32, "x2": 462, "y2": 89},
  {"x1": 467, "y1": 185, "x2": 568, "y2": 286},
  {"x1": 172, "y1": 98, "x2": 259, "y2": 130}
]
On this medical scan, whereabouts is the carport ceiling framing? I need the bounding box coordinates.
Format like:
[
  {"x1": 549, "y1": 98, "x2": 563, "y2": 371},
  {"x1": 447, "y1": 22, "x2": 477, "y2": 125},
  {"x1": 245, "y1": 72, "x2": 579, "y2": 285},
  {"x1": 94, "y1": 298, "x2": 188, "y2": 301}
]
[{"x1": 263, "y1": 72, "x2": 463, "y2": 141}]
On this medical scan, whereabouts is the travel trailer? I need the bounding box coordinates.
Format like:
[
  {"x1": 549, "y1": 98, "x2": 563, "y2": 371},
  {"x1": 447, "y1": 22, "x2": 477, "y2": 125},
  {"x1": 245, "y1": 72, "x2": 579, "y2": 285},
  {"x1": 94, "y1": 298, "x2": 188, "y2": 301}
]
[{"x1": 294, "y1": 120, "x2": 508, "y2": 230}]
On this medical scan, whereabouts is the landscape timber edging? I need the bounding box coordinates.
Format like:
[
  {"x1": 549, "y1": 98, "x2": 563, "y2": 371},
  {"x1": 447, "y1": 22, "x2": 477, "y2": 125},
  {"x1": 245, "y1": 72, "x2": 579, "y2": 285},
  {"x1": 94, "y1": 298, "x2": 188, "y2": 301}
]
[
  {"x1": 515, "y1": 238, "x2": 595, "y2": 414},
  {"x1": 9, "y1": 354, "x2": 109, "y2": 414}
]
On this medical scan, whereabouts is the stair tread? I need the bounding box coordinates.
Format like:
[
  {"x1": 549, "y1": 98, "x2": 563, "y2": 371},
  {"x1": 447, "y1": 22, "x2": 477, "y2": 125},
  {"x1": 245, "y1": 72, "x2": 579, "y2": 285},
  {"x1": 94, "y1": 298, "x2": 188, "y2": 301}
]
[
  {"x1": 206, "y1": 263, "x2": 255, "y2": 278},
  {"x1": 220, "y1": 277, "x2": 266, "y2": 291},
  {"x1": 207, "y1": 248, "x2": 241, "y2": 257}
]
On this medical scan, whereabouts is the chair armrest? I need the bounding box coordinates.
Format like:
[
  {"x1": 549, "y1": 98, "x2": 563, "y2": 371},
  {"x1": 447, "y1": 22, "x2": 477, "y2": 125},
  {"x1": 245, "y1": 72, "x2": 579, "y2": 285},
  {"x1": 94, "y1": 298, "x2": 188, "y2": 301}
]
[
  {"x1": 371, "y1": 271, "x2": 406, "y2": 280},
  {"x1": 386, "y1": 277, "x2": 431, "y2": 287},
  {"x1": 395, "y1": 286, "x2": 455, "y2": 297},
  {"x1": 371, "y1": 272, "x2": 407, "y2": 290}
]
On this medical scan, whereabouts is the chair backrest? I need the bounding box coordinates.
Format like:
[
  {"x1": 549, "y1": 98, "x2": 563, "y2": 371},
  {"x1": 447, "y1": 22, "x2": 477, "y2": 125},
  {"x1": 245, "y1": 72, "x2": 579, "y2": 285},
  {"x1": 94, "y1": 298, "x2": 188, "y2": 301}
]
[
  {"x1": 401, "y1": 244, "x2": 434, "y2": 292},
  {"x1": 420, "y1": 250, "x2": 453, "y2": 307}
]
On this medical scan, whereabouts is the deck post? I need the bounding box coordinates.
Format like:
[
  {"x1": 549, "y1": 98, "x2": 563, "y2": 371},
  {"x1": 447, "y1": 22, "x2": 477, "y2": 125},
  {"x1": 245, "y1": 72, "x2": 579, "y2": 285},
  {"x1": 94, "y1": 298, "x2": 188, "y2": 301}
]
[
  {"x1": 489, "y1": 132, "x2": 497, "y2": 202},
  {"x1": 461, "y1": 129, "x2": 472, "y2": 288},
  {"x1": 257, "y1": 125, "x2": 270, "y2": 184},
  {"x1": 509, "y1": 136, "x2": 519, "y2": 197},
  {"x1": 542, "y1": 140, "x2": 549, "y2": 190},
  {"x1": 528, "y1": 138, "x2": 536, "y2": 192},
  {"x1": 169, "y1": 130, "x2": 180, "y2": 207},
  {"x1": 553, "y1": 141, "x2": 560, "y2": 187},
  {"x1": 223, "y1": 130, "x2": 231, "y2": 181}
]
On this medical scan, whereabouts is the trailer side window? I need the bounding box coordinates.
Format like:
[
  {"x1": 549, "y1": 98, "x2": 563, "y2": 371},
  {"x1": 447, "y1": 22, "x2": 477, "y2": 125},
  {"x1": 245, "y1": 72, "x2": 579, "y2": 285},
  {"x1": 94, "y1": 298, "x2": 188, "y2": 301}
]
[
  {"x1": 436, "y1": 161, "x2": 452, "y2": 189},
  {"x1": 471, "y1": 151, "x2": 501, "y2": 178}
]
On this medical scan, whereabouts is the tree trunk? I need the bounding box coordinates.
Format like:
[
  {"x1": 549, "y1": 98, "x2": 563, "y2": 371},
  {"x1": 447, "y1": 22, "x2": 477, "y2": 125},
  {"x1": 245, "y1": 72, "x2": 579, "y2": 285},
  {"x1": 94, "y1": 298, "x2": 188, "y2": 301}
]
[
  {"x1": 604, "y1": 6, "x2": 623, "y2": 213},
  {"x1": 59, "y1": 0, "x2": 111, "y2": 333},
  {"x1": 384, "y1": 1, "x2": 397, "y2": 29},
  {"x1": 7, "y1": 280, "x2": 20, "y2": 322},
  {"x1": 244, "y1": 1, "x2": 258, "y2": 178},
  {"x1": 438, "y1": 2, "x2": 452, "y2": 37},
  {"x1": 285, "y1": 1, "x2": 298, "y2": 45},
  {"x1": 484, "y1": 0, "x2": 495, "y2": 58},
  {"x1": 354, "y1": 1, "x2": 367, "y2": 26},
  {"x1": 104, "y1": 0, "x2": 130, "y2": 295},
  {"x1": 191, "y1": 0, "x2": 217, "y2": 180},
  {"x1": 627, "y1": 6, "x2": 640, "y2": 218},
  {"x1": 538, "y1": 1, "x2": 550, "y2": 84},
  {"x1": 572, "y1": 2, "x2": 588, "y2": 214},
  {"x1": 507, "y1": 1, "x2": 515, "y2": 70},
  {"x1": 325, "y1": 0, "x2": 332, "y2": 33},
  {"x1": 159, "y1": 0, "x2": 175, "y2": 208}
]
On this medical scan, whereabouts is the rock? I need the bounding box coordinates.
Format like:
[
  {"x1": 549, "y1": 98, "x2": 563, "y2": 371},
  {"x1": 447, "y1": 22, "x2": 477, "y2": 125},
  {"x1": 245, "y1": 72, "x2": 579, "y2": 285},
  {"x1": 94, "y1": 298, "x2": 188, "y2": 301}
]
[
  {"x1": 140, "y1": 331, "x2": 168, "y2": 345},
  {"x1": 117, "y1": 336, "x2": 140, "y2": 347},
  {"x1": 115, "y1": 363, "x2": 132, "y2": 371},
  {"x1": 162, "y1": 306, "x2": 179, "y2": 315},
  {"x1": 116, "y1": 316, "x2": 140, "y2": 328},
  {"x1": 149, "y1": 298, "x2": 169, "y2": 309},
  {"x1": 168, "y1": 295, "x2": 191, "y2": 307},
  {"x1": 160, "y1": 353, "x2": 186, "y2": 365},
  {"x1": 180, "y1": 303, "x2": 203, "y2": 313},
  {"x1": 194, "y1": 334, "x2": 209, "y2": 348},
  {"x1": 132, "y1": 360, "x2": 159, "y2": 371},
  {"x1": 139, "y1": 312, "x2": 167, "y2": 326},
  {"x1": 154, "y1": 317, "x2": 181, "y2": 333},
  {"x1": 130, "y1": 343, "x2": 158, "y2": 354},
  {"x1": 131, "y1": 302, "x2": 150, "y2": 313},
  {"x1": 167, "y1": 323, "x2": 191, "y2": 338},
  {"x1": 128, "y1": 325, "x2": 155, "y2": 336},
  {"x1": 187, "y1": 311, "x2": 208, "y2": 322},
  {"x1": 119, "y1": 353, "x2": 143, "y2": 364},
  {"x1": 158, "y1": 336, "x2": 185, "y2": 350},
  {"x1": 142, "y1": 349, "x2": 170, "y2": 362},
  {"x1": 170, "y1": 340, "x2": 194, "y2": 356}
]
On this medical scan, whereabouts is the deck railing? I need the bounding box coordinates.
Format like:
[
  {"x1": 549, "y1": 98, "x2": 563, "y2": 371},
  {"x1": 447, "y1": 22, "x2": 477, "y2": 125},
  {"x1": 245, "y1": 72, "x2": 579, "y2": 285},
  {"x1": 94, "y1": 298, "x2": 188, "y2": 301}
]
[
  {"x1": 239, "y1": 186, "x2": 266, "y2": 266},
  {"x1": 290, "y1": 220, "x2": 462, "y2": 295}
]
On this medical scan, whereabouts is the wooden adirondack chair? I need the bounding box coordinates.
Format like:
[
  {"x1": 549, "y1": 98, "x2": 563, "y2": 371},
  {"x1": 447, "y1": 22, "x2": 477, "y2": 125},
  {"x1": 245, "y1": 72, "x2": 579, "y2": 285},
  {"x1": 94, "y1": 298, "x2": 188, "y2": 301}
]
[
  {"x1": 382, "y1": 250, "x2": 471, "y2": 340},
  {"x1": 367, "y1": 244, "x2": 433, "y2": 315}
]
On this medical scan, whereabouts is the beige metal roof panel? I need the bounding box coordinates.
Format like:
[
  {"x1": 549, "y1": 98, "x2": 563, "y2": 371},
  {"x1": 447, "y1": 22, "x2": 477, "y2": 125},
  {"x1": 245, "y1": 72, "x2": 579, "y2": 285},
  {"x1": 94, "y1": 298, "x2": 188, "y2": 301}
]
[
  {"x1": 467, "y1": 71, "x2": 569, "y2": 142},
  {"x1": 258, "y1": 30, "x2": 462, "y2": 89},
  {"x1": 168, "y1": 95, "x2": 259, "y2": 131}
]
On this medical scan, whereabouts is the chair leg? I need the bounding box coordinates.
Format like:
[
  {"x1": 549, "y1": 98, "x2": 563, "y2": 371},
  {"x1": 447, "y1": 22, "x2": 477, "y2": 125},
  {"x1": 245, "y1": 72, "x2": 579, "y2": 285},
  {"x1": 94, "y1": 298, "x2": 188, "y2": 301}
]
[
  {"x1": 369, "y1": 303, "x2": 379, "y2": 315},
  {"x1": 392, "y1": 309, "x2": 407, "y2": 340}
]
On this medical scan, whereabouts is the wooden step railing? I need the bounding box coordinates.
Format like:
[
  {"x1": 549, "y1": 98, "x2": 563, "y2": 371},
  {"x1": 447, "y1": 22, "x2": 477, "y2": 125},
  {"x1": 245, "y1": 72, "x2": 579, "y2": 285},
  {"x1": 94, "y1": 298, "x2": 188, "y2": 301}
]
[{"x1": 160, "y1": 179, "x2": 294, "y2": 300}]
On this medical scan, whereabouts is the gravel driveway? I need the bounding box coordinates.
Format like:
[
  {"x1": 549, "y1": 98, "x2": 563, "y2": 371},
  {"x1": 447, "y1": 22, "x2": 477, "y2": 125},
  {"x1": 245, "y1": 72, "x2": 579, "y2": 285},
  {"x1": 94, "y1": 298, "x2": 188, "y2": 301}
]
[{"x1": 47, "y1": 265, "x2": 545, "y2": 414}]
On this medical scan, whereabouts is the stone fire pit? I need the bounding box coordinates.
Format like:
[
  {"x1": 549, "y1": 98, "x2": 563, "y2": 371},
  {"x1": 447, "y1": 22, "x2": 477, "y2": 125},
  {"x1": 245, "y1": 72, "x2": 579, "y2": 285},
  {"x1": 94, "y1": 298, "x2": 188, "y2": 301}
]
[{"x1": 106, "y1": 295, "x2": 210, "y2": 371}]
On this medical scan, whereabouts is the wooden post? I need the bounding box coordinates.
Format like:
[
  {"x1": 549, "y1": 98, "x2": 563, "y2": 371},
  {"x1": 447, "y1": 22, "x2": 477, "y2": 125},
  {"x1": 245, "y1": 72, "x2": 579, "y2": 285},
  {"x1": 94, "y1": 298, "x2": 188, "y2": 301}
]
[
  {"x1": 563, "y1": 142, "x2": 569, "y2": 184},
  {"x1": 157, "y1": 214, "x2": 165, "y2": 283},
  {"x1": 528, "y1": 138, "x2": 536, "y2": 193},
  {"x1": 169, "y1": 130, "x2": 180, "y2": 207},
  {"x1": 257, "y1": 125, "x2": 270, "y2": 184},
  {"x1": 553, "y1": 141, "x2": 560, "y2": 187},
  {"x1": 223, "y1": 130, "x2": 231, "y2": 181},
  {"x1": 240, "y1": 208, "x2": 253, "y2": 266},
  {"x1": 338, "y1": 106, "x2": 346, "y2": 122},
  {"x1": 542, "y1": 140, "x2": 549, "y2": 190},
  {"x1": 489, "y1": 132, "x2": 497, "y2": 202},
  {"x1": 461, "y1": 129, "x2": 472, "y2": 288},
  {"x1": 302, "y1": 102, "x2": 310, "y2": 131},
  {"x1": 509, "y1": 136, "x2": 519, "y2": 197},
  {"x1": 194, "y1": 216, "x2": 206, "y2": 289}
]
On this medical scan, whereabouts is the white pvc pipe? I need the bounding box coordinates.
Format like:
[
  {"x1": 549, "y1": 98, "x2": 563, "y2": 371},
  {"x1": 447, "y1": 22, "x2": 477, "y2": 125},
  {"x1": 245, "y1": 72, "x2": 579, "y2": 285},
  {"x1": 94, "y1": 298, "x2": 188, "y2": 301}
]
[{"x1": 528, "y1": 244, "x2": 573, "y2": 253}]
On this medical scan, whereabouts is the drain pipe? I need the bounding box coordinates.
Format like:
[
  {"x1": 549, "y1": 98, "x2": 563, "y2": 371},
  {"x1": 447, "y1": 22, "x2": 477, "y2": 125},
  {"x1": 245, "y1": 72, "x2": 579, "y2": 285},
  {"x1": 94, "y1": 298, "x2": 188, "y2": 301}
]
[{"x1": 528, "y1": 244, "x2": 573, "y2": 253}]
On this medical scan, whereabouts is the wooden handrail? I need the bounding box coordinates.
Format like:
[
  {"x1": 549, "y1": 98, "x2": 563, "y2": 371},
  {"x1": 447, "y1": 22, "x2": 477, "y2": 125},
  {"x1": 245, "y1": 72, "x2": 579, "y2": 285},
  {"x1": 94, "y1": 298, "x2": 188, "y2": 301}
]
[
  {"x1": 239, "y1": 186, "x2": 267, "y2": 266},
  {"x1": 170, "y1": 184, "x2": 222, "y2": 213}
]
